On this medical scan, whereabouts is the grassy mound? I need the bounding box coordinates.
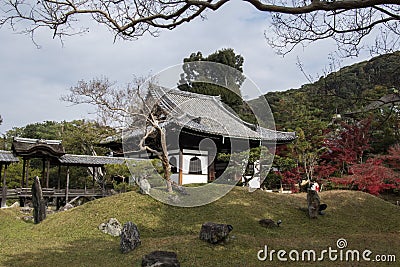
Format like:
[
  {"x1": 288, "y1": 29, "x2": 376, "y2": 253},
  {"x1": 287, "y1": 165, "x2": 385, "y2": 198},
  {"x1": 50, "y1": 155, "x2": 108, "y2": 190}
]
[{"x1": 0, "y1": 188, "x2": 399, "y2": 266}]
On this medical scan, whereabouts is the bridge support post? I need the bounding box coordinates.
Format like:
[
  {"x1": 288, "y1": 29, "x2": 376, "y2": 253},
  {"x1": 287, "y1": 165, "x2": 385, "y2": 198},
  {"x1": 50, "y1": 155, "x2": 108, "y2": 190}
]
[
  {"x1": 21, "y1": 158, "x2": 25, "y2": 188},
  {"x1": 46, "y1": 160, "x2": 50, "y2": 188},
  {"x1": 1, "y1": 164, "x2": 6, "y2": 208},
  {"x1": 57, "y1": 165, "x2": 61, "y2": 190},
  {"x1": 65, "y1": 167, "x2": 70, "y2": 202},
  {"x1": 56, "y1": 197, "x2": 61, "y2": 210},
  {"x1": 25, "y1": 159, "x2": 29, "y2": 188}
]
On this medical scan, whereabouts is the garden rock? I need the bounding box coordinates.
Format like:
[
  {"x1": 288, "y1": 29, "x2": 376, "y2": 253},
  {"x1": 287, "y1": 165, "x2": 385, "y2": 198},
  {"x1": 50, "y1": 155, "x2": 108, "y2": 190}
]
[
  {"x1": 120, "y1": 221, "x2": 141, "y2": 253},
  {"x1": 307, "y1": 189, "x2": 320, "y2": 219},
  {"x1": 139, "y1": 178, "x2": 151, "y2": 195},
  {"x1": 22, "y1": 216, "x2": 34, "y2": 222},
  {"x1": 60, "y1": 203, "x2": 74, "y2": 211},
  {"x1": 259, "y1": 218, "x2": 282, "y2": 228},
  {"x1": 98, "y1": 218, "x2": 122, "y2": 237},
  {"x1": 32, "y1": 176, "x2": 46, "y2": 224},
  {"x1": 319, "y1": 203, "x2": 328, "y2": 215},
  {"x1": 10, "y1": 202, "x2": 20, "y2": 208},
  {"x1": 20, "y1": 207, "x2": 32, "y2": 214},
  {"x1": 141, "y1": 251, "x2": 180, "y2": 267},
  {"x1": 199, "y1": 222, "x2": 233, "y2": 244}
]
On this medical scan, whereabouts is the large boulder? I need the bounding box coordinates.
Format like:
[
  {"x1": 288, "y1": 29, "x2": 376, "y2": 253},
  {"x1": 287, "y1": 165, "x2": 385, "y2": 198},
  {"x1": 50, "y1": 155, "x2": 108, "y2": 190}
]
[
  {"x1": 199, "y1": 222, "x2": 233, "y2": 244},
  {"x1": 120, "y1": 221, "x2": 141, "y2": 253},
  {"x1": 141, "y1": 251, "x2": 180, "y2": 267},
  {"x1": 307, "y1": 189, "x2": 320, "y2": 219},
  {"x1": 139, "y1": 178, "x2": 151, "y2": 195},
  {"x1": 32, "y1": 176, "x2": 46, "y2": 224},
  {"x1": 98, "y1": 218, "x2": 122, "y2": 237}
]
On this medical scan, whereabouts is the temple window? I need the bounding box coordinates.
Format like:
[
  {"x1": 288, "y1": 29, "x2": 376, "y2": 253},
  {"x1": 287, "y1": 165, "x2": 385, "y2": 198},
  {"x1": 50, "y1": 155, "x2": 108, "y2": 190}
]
[{"x1": 188, "y1": 156, "x2": 202, "y2": 174}]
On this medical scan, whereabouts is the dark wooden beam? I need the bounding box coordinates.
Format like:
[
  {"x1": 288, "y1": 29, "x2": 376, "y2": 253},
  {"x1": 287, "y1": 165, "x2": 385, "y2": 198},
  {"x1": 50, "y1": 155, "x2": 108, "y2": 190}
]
[
  {"x1": 0, "y1": 164, "x2": 5, "y2": 208},
  {"x1": 25, "y1": 159, "x2": 30, "y2": 188},
  {"x1": 46, "y1": 160, "x2": 50, "y2": 188},
  {"x1": 42, "y1": 158, "x2": 46, "y2": 186},
  {"x1": 57, "y1": 165, "x2": 61, "y2": 190},
  {"x1": 21, "y1": 158, "x2": 26, "y2": 188},
  {"x1": 65, "y1": 167, "x2": 70, "y2": 202}
]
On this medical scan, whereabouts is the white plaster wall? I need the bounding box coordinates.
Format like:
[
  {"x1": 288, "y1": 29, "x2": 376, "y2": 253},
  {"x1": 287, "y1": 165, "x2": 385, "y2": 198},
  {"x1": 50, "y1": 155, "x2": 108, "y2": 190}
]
[{"x1": 182, "y1": 174, "x2": 208, "y2": 184}]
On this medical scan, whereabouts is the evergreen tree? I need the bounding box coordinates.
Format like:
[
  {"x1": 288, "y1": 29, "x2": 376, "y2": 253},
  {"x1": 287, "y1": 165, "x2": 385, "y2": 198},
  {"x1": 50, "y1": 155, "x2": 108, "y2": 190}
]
[{"x1": 178, "y1": 48, "x2": 255, "y2": 123}]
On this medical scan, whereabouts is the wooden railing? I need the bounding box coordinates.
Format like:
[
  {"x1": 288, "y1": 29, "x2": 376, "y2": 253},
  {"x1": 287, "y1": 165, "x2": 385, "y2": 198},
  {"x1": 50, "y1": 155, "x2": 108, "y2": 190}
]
[{"x1": 1, "y1": 187, "x2": 106, "y2": 198}]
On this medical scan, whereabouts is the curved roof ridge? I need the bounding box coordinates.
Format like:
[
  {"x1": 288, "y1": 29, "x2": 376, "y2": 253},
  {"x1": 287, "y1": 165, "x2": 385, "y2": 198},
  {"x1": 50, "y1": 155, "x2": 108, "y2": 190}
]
[
  {"x1": 167, "y1": 87, "x2": 222, "y2": 101},
  {"x1": 13, "y1": 137, "x2": 62, "y2": 145}
]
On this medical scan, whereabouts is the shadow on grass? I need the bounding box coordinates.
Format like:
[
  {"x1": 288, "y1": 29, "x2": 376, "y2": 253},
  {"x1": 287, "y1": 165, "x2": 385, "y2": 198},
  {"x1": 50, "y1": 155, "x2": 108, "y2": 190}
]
[
  {"x1": 3, "y1": 189, "x2": 398, "y2": 267},
  {"x1": 2, "y1": 237, "x2": 141, "y2": 267}
]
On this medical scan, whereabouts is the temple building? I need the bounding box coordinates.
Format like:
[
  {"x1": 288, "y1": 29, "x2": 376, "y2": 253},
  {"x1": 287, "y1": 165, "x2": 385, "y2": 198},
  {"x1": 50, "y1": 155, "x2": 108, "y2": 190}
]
[{"x1": 101, "y1": 87, "x2": 296, "y2": 186}]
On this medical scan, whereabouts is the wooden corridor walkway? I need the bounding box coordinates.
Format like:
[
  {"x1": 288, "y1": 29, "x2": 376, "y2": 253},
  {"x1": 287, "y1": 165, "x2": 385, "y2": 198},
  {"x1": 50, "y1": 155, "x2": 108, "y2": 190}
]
[
  {"x1": 1, "y1": 187, "x2": 109, "y2": 209},
  {"x1": 3, "y1": 187, "x2": 105, "y2": 198}
]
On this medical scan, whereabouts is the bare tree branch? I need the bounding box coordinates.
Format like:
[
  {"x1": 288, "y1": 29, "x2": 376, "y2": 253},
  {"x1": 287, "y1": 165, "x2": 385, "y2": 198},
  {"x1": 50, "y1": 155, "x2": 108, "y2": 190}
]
[
  {"x1": 61, "y1": 76, "x2": 174, "y2": 192},
  {"x1": 1, "y1": 0, "x2": 399, "y2": 55}
]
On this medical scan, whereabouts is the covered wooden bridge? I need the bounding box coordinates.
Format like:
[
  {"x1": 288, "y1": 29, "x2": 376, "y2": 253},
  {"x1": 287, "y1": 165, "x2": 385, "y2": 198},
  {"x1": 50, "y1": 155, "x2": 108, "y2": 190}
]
[
  {"x1": 0, "y1": 137, "x2": 127, "y2": 209},
  {"x1": 0, "y1": 150, "x2": 19, "y2": 208}
]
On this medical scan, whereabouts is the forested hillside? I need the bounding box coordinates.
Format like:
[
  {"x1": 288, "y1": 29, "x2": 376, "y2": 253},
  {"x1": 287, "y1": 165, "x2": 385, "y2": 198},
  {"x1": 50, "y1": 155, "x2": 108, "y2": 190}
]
[
  {"x1": 251, "y1": 52, "x2": 400, "y2": 194},
  {"x1": 252, "y1": 51, "x2": 400, "y2": 153}
]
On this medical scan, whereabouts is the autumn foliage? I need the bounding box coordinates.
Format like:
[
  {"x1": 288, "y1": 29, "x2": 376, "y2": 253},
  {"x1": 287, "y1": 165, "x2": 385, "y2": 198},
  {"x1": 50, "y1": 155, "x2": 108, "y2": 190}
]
[
  {"x1": 330, "y1": 158, "x2": 400, "y2": 195},
  {"x1": 317, "y1": 119, "x2": 371, "y2": 178},
  {"x1": 383, "y1": 144, "x2": 400, "y2": 171},
  {"x1": 272, "y1": 118, "x2": 400, "y2": 196},
  {"x1": 280, "y1": 169, "x2": 301, "y2": 193},
  {"x1": 323, "y1": 120, "x2": 400, "y2": 195}
]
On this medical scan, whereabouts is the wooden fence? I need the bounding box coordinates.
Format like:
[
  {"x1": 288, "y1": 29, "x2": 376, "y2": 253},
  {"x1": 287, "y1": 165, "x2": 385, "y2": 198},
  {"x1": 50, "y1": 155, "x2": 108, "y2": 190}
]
[{"x1": 1, "y1": 187, "x2": 106, "y2": 199}]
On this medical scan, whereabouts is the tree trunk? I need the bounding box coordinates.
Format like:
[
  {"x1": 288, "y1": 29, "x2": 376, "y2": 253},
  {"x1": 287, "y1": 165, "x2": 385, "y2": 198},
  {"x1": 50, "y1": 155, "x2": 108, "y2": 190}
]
[
  {"x1": 159, "y1": 128, "x2": 173, "y2": 193},
  {"x1": 161, "y1": 154, "x2": 172, "y2": 193}
]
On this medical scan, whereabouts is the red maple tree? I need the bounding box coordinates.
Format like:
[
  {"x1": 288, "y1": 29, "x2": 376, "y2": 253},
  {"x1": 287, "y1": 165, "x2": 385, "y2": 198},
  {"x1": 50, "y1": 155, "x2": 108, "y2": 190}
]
[
  {"x1": 316, "y1": 118, "x2": 372, "y2": 178},
  {"x1": 330, "y1": 157, "x2": 400, "y2": 195},
  {"x1": 280, "y1": 168, "x2": 302, "y2": 193},
  {"x1": 383, "y1": 144, "x2": 400, "y2": 171}
]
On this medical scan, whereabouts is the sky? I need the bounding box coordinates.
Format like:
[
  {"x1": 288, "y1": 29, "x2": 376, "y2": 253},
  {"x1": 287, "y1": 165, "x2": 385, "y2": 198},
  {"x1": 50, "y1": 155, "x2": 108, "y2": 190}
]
[{"x1": 0, "y1": 1, "x2": 372, "y2": 134}]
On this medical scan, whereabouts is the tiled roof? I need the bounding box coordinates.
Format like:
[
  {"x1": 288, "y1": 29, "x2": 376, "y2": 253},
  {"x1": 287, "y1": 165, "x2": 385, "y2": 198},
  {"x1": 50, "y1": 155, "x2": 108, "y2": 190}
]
[
  {"x1": 149, "y1": 86, "x2": 296, "y2": 143},
  {"x1": 256, "y1": 126, "x2": 297, "y2": 143},
  {"x1": 0, "y1": 150, "x2": 19, "y2": 163},
  {"x1": 6, "y1": 138, "x2": 129, "y2": 166},
  {"x1": 58, "y1": 154, "x2": 127, "y2": 166},
  {"x1": 12, "y1": 137, "x2": 65, "y2": 157}
]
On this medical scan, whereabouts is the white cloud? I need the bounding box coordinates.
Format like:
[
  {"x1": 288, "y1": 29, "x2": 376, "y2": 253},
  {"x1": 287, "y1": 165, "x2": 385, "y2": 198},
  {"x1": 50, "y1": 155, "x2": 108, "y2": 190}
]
[{"x1": 0, "y1": 1, "x2": 372, "y2": 133}]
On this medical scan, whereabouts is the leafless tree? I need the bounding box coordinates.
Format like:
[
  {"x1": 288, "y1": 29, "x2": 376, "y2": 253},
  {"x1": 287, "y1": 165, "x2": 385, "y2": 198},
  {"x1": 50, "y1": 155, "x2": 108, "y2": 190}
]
[
  {"x1": 61, "y1": 76, "x2": 174, "y2": 192},
  {"x1": 1, "y1": 0, "x2": 399, "y2": 56}
]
